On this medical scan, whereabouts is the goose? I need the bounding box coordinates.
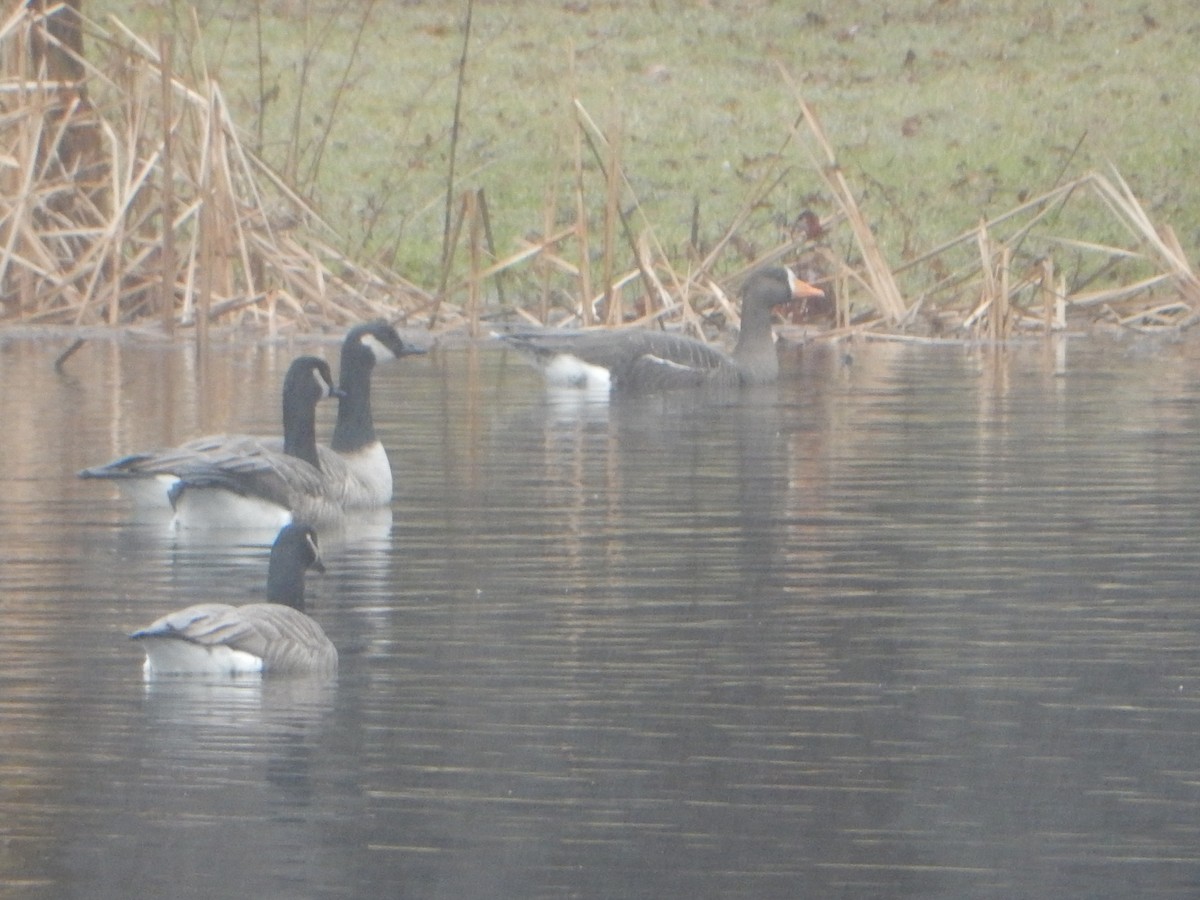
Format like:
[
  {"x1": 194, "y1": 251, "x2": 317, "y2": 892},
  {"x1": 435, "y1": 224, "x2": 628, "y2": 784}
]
[
  {"x1": 169, "y1": 320, "x2": 423, "y2": 523},
  {"x1": 80, "y1": 320, "x2": 423, "y2": 513},
  {"x1": 82, "y1": 356, "x2": 344, "y2": 529},
  {"x1": 245, "y1": 319, "x2": 422, "y2": 509},
  {"x1": 130, "y1": 523, "x2": 337, "y2": 677},
  {"x1": 501, "y1": 266, "x2": 823, "y2": 392},
  {"x1": 311, "y1": 319, "x2": 425, "y2": 508}
]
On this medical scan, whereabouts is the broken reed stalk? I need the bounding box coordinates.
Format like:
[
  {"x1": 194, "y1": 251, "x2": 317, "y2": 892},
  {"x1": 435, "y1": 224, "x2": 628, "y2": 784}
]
[
  {"x1": 1090, "y1": 168, "x2": 1200, "y2": 305},
  {"x1": 301, "y1": 0, "x2": 378, "y2": 190},
  {"x1": 159, "y1": 32, "x2": 175, "y2": 335},
  {"x1": 776, "y1": 69, "x2": 907, "y2": 323},
  {"x1": 2, "y1": 9, "x2": 426, "y2": 330},
  {"x1": 998, "y1": 245, "x2": 1011, "y2": 340},
  {"x1": 568, "y1": 47, "x2": 593, "y2": 325},
  {"x1": 571, "y1": 97, "x2": 679, "y2": 322},
  {"x1": 895, "y1": 178, "x2": 1086, "y2": 278},
  {"x1": 439, "y1": 0, "x2": 473, "y2": 301},
  {"x1": 1040, "y1": 257, "x2": 1055, "y2": 334},
  {"x1": 835, "y1": 255, "x2": 851, "y2": 330},
  {"x1": 693, "y1": 110, "x2": 798, "y2": 277},
  {"x1": 538, "y1": 177, "x2": 558, "y2": 323},
  {"x1": 196, "y1": 77, "x2": 218, "y2": 360},
  {"x1": 467, "y1": 188, "x2": 482, "y2": 338},
  {"x1": 476, "y1": 189, "x2": 505, "y2": 309},
  {"x1": 603, "y1": 105, "x2": 621, "y2": 325},
  {"x1": 426, "y1": 191, "x2": 468, "y2": 327}
]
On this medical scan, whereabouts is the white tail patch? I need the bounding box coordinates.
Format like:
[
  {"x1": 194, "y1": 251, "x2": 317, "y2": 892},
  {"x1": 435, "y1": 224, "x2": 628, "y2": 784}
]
[
  {"x1": 544, "y1": 354, "x2": 612, "y2": 390},
  {"x1": 140, "y1": 638, "x2": 264, "y2": 677},
  {"x1": 172, "y1": 488, "x2": 293, "y2": 532},
  {"x1": 113, "y1": 473, "x2": 180, "y2": 508}
]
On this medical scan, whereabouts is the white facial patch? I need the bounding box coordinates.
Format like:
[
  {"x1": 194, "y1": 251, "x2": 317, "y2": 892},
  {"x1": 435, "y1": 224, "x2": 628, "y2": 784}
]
[
  {"x1": 311, "y1": 367, "x2": 334, "y2": 397},
  {"x1": 361, "y1": 333, "x2": 396, "y2": 361}
]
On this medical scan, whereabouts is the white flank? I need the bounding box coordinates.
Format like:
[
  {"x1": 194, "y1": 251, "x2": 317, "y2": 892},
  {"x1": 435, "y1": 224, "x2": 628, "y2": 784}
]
[{"x1": 644, "y1": 354, "x2": 697, "y2": 372}]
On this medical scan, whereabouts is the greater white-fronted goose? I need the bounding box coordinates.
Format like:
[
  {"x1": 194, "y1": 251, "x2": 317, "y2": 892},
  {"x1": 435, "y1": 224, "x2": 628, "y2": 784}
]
[
  {"x1": 130, "y1": 523, "x2": 337, "y2": 677},
  {"x1": 502, "y1": 267, "x2": 823, "y2": 392}
]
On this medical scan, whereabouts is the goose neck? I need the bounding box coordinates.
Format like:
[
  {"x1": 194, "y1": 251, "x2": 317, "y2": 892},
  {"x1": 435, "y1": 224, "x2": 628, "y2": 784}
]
[{"x1": 332, "y1": 348, "x2": 376, "y2": 452}]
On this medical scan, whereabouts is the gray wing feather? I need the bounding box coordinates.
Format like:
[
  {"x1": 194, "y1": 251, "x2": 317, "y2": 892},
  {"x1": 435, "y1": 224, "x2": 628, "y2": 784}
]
[
  {"x1": 503, "y1": 329, "x2": 738, "y2": 390},
  {"x1": 79, "y1": 432, "x2": 268, "y2": 479},
  {"x1": 131, "y1": 603, "x2": 337, "y2": 676}
]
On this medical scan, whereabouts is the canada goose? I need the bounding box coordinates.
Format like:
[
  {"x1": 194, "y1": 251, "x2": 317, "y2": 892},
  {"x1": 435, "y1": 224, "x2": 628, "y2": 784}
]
[
  {"x1": 82, "y1": 356, "x2": 343, "y2": 529},
  {"x1": 169, "y1": 321, "x2": 425, "y2": 523},
  {"x1": 130, "y1": 523, "x2": 337, "y2": 677},
  {"x1": 80, "y1": 321, "x2": 422, "y2": 512},
  {"x1": 313, "y1": 319, "x2": 425, "y2": 508},
  {"x1": 502, "y1": 267, "x2": 823, "y2": 392},
  {"x1": 243, "y1": 320, "x2": 423, "y2": 510}
]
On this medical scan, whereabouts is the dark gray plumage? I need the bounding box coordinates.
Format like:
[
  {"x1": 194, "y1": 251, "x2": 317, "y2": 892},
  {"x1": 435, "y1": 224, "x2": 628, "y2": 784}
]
[{"x1": 502, "y1": 267, "x2": 824, "y2": 391}]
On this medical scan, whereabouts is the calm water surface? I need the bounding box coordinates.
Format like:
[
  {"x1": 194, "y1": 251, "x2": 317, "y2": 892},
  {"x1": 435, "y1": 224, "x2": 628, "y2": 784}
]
[{"x1": 3, "y1": 332, "x2": 1200, "y2": 898}]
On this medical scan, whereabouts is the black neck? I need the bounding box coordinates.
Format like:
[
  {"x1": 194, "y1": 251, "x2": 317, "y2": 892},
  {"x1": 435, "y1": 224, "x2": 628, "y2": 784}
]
[
  {"x1": 332, "y1": 343, "x2": 376, "y2": 452},
  {"x1": 282, "y1": 397, "x2": 321, "y2": 469},
  {"x1": 266, "y1": 553, "x2": 306, "y2": 609}
]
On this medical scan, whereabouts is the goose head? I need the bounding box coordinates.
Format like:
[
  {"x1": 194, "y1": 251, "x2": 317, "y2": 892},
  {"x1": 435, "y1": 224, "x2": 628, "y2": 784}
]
[
  {"x1": 266, "y1": 522, "x2": 326, "y2": 608},
  {"x1": 732, "y1": 267, "x2": 825, "y2": 384},
  {"x1": 744, "y1": 266, "x2": 825, "y2": 312},
  {"x1": 343, "y1": 320, "x2": 426, "y2": 370},
  {"x1": 284, "y1": 355, "x2": 344, "y2": 406},
  {"x1": 281, "y1": 356, "x2": 344, "y2": 468}
]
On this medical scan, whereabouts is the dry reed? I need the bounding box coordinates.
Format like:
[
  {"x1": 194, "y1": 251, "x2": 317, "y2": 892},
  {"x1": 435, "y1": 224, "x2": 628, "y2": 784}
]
[
  {"x1": 1, "y1": 8, "x2": 1195, "y2": 347},
  {"x1": 0, "y1": 5, "x2": 428, "y2": 333}
]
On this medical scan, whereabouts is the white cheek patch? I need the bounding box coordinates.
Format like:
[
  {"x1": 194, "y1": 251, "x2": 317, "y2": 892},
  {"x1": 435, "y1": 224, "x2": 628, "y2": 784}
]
[
  {"x1": 310, "y1": 367, "x2": 333, "y2": 397},
  {"x1": 361, "y1": 333, "x2": 396, "y2": 361}
]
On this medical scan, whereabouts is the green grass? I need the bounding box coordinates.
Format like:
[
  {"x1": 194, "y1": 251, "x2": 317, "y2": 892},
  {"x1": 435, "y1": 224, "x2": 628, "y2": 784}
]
[{"x1": 88, "y1": 0, "x2": 1200, "y2": 302}]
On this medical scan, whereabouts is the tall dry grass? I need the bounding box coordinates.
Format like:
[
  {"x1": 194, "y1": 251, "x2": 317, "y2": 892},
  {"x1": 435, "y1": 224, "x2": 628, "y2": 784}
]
[{"x1": 1, "y1": 5, "x2": 1196, "y2": 347}]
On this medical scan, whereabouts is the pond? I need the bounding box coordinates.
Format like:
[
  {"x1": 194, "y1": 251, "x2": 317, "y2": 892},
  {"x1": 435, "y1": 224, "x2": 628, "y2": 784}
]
[{"x1": 2, "y1": 330, "x2": 1200, "y2": 898}]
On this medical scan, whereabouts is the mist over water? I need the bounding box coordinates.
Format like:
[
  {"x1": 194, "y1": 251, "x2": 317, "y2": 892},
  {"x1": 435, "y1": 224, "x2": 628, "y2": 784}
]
[{"x1": 2, "y1": 334, "x2": 1200, "y2": 898}]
